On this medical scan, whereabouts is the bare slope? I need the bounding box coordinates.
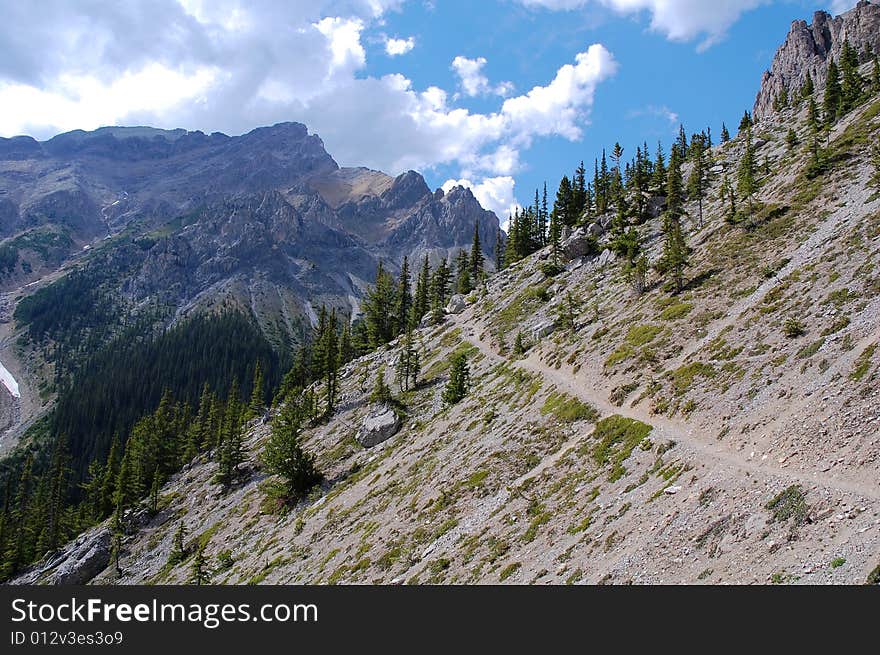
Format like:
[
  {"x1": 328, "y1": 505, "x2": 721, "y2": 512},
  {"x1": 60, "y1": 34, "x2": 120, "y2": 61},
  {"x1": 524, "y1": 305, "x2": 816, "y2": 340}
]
[{"x1": 63, "y1": 88, "x2": 880, "y2": 587}]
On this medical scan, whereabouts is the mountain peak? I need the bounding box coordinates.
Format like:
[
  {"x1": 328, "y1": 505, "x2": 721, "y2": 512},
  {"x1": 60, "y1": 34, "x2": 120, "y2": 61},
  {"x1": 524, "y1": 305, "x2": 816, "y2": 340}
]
[{"x1": 754, "y1": 0, "x2": 880, "y2": 121}]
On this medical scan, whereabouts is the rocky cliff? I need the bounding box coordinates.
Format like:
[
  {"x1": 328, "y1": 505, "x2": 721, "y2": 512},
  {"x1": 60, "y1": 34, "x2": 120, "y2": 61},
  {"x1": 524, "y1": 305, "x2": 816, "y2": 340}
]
[{"x1": 753, "y1": 0, "x2": 880, "y2": 121}]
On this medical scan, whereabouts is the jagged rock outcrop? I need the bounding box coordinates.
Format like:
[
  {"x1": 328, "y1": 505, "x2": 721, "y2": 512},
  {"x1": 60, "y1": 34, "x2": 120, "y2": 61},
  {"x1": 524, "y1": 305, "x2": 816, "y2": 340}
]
[
  {"x1": 754, "y1": 1, "x2": 880, "y2": 121},
  {"x1": 14, "y1": 526, "x2": 112, "y2": 585}
]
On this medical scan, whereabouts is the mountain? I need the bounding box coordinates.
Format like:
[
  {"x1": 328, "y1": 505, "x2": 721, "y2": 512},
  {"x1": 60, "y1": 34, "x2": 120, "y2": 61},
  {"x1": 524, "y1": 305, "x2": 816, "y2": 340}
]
[
  {"x1": 753, "y1": 0, "x2": 880, "y2": 121},
  {"x1": 5, "y1": 4, "x2": 880, "y2": 586},
  {"x1": 0, "y1": 122, "x2": 500, "y2": 449}
]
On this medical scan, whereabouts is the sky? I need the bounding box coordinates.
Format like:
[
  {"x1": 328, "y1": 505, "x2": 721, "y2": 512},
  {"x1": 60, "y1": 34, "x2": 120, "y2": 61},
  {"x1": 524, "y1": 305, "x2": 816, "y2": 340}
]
[{"x1": 0, "y1": 0, "x2": 859, "y2": 221}]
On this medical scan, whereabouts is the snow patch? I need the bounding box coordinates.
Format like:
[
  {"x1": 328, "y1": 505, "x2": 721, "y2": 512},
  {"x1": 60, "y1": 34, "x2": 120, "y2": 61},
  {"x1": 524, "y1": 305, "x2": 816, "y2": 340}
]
[{"x1": 0, "y1": 360, "x2": 20, "y2": 398}]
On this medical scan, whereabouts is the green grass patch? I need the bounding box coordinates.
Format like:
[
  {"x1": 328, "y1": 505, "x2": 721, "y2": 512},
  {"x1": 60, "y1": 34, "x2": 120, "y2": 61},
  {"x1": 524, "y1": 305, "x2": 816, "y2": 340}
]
[
  {"x1": 851, "y1": 343, "x2": 877, "y2": 381},
  {"x1": 540, "y1": 391, "x2": 599, "y2": 424},
  {"x1": 586, "y1": 415, "x2": 653, "y2": 482}
]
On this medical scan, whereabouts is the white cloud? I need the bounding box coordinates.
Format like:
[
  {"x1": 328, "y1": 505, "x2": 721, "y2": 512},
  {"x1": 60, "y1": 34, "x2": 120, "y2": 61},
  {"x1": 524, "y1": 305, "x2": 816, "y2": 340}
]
[
  {"x1": 516, "y1": 0, "x2": 770, "y2": 49},
  {"x1": 452, "y1": 56, "x2": 514, "y2": 97},
  {"x1": 627, "y1": 104, "x2": 679, "y2": 124},
  {"x1": 384, "y1": 36, "x2": 415, "y2": 56},
  {"x1": 0, "y1": 2, "x2": 617, "y2": 221},
  {"x1": 829, "y1": 0, "x2": 855, "y2": 14},
  {"x1": 442, "y1": 176, "x2": 520, "y2": 222}
]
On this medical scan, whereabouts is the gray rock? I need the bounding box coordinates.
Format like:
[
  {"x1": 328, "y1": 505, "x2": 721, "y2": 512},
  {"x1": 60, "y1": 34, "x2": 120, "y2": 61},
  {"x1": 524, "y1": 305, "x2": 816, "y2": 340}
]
[
  {"x1": 562, "y1": 227, "x2": 596, "y2": 260},
  {"x1": 356, "y1": 404, "x2": 402, "y2": 448},
  {"x1": 13, "y1": 526, "x2": 112, "y2": 585},
  {"x1": 753, "y1": 2, "x2": 880, "y2": 121},
  {"x1": 586, "y1": 222, "x2": 604, "y2": 237},
  {"x1": 445, "y1": 294, "x2": 467, "y2": 315},
  {"x1": 646, "y1": 196, "x2": 666, "y2": 219},
  {"x1": 596, "y1": 249, "x2": 616, "y2": 268},
  {"x1": 532, "y1": 321, "x2": 556, "y2": 341}
]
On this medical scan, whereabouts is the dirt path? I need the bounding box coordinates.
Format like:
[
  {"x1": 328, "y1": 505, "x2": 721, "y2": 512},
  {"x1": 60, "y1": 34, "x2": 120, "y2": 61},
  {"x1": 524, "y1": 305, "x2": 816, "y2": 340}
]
[{"x1": 458, "y1": 317, "x2": 880, "y2": 501}]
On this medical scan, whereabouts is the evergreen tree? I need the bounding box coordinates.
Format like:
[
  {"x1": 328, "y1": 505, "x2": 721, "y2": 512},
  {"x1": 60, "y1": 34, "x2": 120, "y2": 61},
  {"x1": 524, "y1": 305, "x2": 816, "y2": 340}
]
[
  {"x1": 658, "y1": 218, "x2": 690, "y2": 294},
  {"x1": 395, "y1": 327, "x2": 420, "y2": 392},
  {"x1": 720, "y1": 172, "x2": 737, "y2": 224},
  {"x1": 395, "y1": 256, "x2": 412, "y2": 334},
  {"x1": 652, "y1": 142, "x2": 667, "y2": 192},
  {"x1": 454, "y1": 248, "x2": 472, "y2": 295},
  {"x1": 824, "y1": 59, "x2": 842, "y2": 125},
  {"x1": 552, "y1": 176, "x2": 575, "y2": 227},
  {"x1": 98, "y1": 437, "x2": 121, "y2": 518},
  {"x1": 369, "y1": 366, "x2": 392, "y2": 405},
  {"x1": 442, "y1": 353, "x2": 470, "y2": 406},
  {"x1": 494, "y1": 230, "x2": 504, "y2": 271},
  {"x1": 215, "y1": 383, "x2": 244, "y2": 487},
  {"x1": 413, "y1": 255, "x2": 430, "y2": 323},
  {"x1": 148, "y1": 469, "x2": 161, "y2": 515},
  {"x1": 720, "y1": 123, "x2": 730, "y2": 143},
  {"x1": 189, "y1": 541, "x2": 211, "y2": 585},
  {"x1": 737, "y1": 124, "x2": 758, "y2": 223},
  {"x1": 248, "y1": 362, "x2": 265, "y2": 420},
  {"x1": 262, "y1": 395, "x2": 321, "y2": 503},
  {"x1": 801, "y1": 71, "x2": 814, "y2": 99},
  {"x1": 363, "y1": 262, "x2": 397, "y2": 348},
  {"x1": 785, "y1": 128, "x2": 798, "y2": 150},
  {"x1": 738, "y1": 110, "x2": 752, "y2": 132},
  {"x1": 840, "y1": 39, "x2": 863, "y2": 112},
  {"x1": 675, "y1": 124, "x2": 688, "y2": 159},
  {"x1": 429, "y1": 259, "x2": 451, "y2": 324},
  {"x1": 548, "y1": 204, "x2": 562, "y2": 267},
  {"x1": 666, "y1": 146, "x2": 684, "y2": 224},
  {"x1": 469, "y1": 223, "x2": 485, "y2": 283},
  {"x1": 806, "y1": 96, "x2": 822, "y2": 174},
  {"x1": 168, "y1": 522, "x2": 188, "y2": 565},
  {"x1": 686, "y1": 133, "x2": 709, "y2": 227},
  {"x1": 572, "y1": 162, "x2": 587, "y2": 217}
]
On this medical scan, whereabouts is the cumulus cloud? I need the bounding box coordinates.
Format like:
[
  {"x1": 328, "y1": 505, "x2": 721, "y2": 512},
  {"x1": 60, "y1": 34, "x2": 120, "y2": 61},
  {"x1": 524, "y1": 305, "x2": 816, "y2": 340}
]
[
  {"x1": 442, "y1": 177, "x2": 520, "y2": 222},
  {"x1": 451, "y1": 56, "x2": 513, "y2": 97},
  {"x1": 0, "y1": 1, "x2": 617, "y2": 222},
  {"x1": 516, "y1": 0, "x2": 769, "y2": 49},
  {"x1": 384, "y1": 36, "x2": 415, "y2": 56}
]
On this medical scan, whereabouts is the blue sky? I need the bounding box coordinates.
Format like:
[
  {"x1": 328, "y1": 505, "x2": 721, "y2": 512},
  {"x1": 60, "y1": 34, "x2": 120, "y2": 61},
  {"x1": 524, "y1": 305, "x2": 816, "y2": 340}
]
[{"x1": 0, "y1": 0, "x2": 856, "y2": 220}]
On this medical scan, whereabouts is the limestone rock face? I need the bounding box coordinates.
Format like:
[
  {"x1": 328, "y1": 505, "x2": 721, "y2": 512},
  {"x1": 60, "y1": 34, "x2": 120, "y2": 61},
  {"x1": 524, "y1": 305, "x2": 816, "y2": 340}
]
[
  {"x1": 445, "y1": 294, "x2": 468, "y2": 315},
  {"x1": 13, "y1": 526, "x2": 112, "y2": 585},
  {"x1": 753, "y1": 1, "x2": 880, "y2": 121}
]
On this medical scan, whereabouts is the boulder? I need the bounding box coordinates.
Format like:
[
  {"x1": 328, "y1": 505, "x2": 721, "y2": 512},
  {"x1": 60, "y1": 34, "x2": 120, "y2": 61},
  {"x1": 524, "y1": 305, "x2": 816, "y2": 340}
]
[
  {"x1": 356, "y1": 404, "x2": 402, "y2": 448},
  {"x1": 13, "y1": 526, "x2": 112, "y2": 585},
  {"x1": 596, "y1": 249, "x2": 616, "y2": 268},
  {"x1": 419, "y1": 312, "x2": 433, "y2": 328},
  {"x1": 646, "y1": 195, "x2": 666, "y2": 219},
  {"x1": 445, "y1": 294, "x2": 467, "y2": 315},
  {"x1": 586, "y1": 222, "x2": 604, "y2": 238},
  {"x1": 561, "y1": 227, "x2": 596, "y2": 260},
  {"x1": 531, "y1": 320, "x2": 556, "y2": 341}
]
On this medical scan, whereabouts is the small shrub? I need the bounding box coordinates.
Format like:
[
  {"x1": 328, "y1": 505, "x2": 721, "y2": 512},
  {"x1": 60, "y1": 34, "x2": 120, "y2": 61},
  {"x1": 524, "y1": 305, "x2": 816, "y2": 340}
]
[
  {"x1": 783, "y1": 318, "x2": 805, "y2": 338},
  {"x1": 765, "y1": 485, "x2": 807, "y2": 525}
]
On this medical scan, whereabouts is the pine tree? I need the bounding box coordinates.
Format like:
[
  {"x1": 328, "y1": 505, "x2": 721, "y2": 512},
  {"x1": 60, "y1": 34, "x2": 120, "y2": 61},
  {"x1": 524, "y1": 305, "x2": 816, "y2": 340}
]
[
  {"x1": 168, "y1": 522, "x2": 188, "y2": 566},
  {"x1": 720, "y1": 123, "x2": 730, "y2": 143},
  {"x1": 494, "y1": 230, "x2": 504, "y2": 271},
  {"x1": 363, "y1": 262, "x2": 397, "y2": 347},
  {"x1": 801, "y1": 71, "x2": 814, "y2": 99},
  {"x1": 442, "y1": 353, "x2": 470, "y2": 406},
  {"x1": 395, "y1": 327, "x2": 420, "y2": 392},
  {"x1": 189, "y1": 541, "x2": 211, "y2": 585},
  {"x1": 785, "y1": 128, "x2": 798, "y2": 150},
  {"x1": 148, "y1": 469, "x2": 161, "y2": 515},
  {"x1": 262, "y1": 394, "x2": 321, "y2": 502},
  {"x1": 737, "y1": 124, "x2": 758, "y2": 223},
  {"x1": 675, "y1": 124, "x2": 688, "y2": 159},
  {"x1": 215, "y1": 382, "x2": 244, "y2": 487},
  {"x1": 552, "y1": 176, "x2": 574, "y2": 227},
  {"x1": 824, "y1": 59, "x2": 842, "y2": 126},
  {"x1": 414, "y1": 255, "x2": 430, "y2": 323},
  {"x1": 806, "y1": 96, "x2": 822, "y2": 174},
  {"x1": 572, "y1": 162, "x2": 587, "y2": 217},
  {"x1": 738, "y1": 110, "x2": 752, "y2": 132},
  {"x1": 395, "y1": 256, "x2": 412, "y2": 335},
  {"x1": 99, "y1": 437, "x2": 121, "y2": 518},
  {"x1": 429, "y1": 259, "x2": 450, "y2": 324},
  {"x1": 840, "y1": 39, "x2": 863, "y2": 113},
  {"x1": 454, "y1": 248, "x2": 472, "y2": 295},
  {"x1": 720, "y1": 172, "x2": 737, "y2": 224},
  {"x1": 686, "y1": 133, "x2": 708, "y2": 227},
  {"x1": 248, "y1": 362, "x2": 265, "y2": 420},
  {"x1": 548, "y1": 204, "x2": 562, "y2": 267},
  {"x1": 369, "y1": 366, "x2": 392, "y2": 404},
  {"x1": 467, "y1": 224, "x2": 485, "y2": 285},
  {"x1": 666, "y1": 146, "x2": 684, "y2": 224},
  {"x1": 652, "y1": 142, "x2": 667, "y2": 192},
  {"x1": 658, "y1": 218, "x2": 690, "y2": 294}
]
